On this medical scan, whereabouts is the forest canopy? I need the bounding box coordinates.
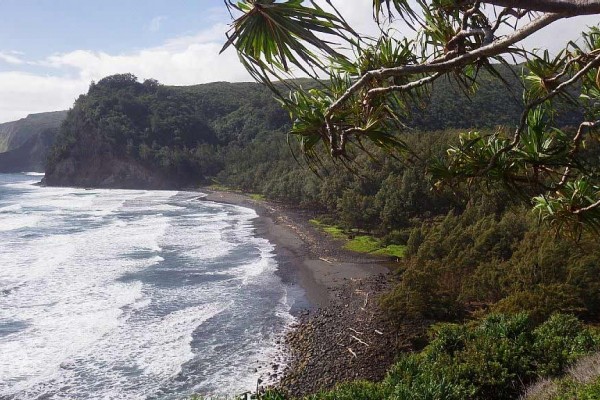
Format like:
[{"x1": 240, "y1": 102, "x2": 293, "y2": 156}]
[{"x1": 223, "y1": 0, "x2": 600, "y2": 233}]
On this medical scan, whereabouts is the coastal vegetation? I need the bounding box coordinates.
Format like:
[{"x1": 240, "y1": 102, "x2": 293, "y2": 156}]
[
  {"x1": 4, "y1": 0, "x2": 600, "y2": 397},
  {"x1": 42, "y1": 71, "x2": 600, "y2": 398},
  {"x1": 297, "y1": 313, "x2": 600, "y2": 400},
  {"x1": 42, "y1": 1, "x2": 600, "y2": 391}
]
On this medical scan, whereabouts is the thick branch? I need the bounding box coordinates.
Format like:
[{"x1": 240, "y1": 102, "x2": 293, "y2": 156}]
[
  {"x1": 573, "y1": 198, "x2": 600, "y2": 214},
  {"x1": 480, "y1": 0, "x2": 600, "y2": 15},
  {"x1": 325, "y1": 12, "x2": 563, "y2": 121}
]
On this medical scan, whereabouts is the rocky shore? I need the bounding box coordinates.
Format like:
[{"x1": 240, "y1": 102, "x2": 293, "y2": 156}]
[{"x1": 201, "y1": 188, "x2": 426, "y2": 397}]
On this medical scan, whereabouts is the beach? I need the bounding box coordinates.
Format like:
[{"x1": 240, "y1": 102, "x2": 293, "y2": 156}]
[{"x1": 201, "y1": 188, "x2": 423, "y2": 397}]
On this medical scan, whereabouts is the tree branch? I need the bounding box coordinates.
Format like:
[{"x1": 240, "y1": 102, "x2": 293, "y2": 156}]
[
  {"x1": 325, "y1": 12, "x2": 564, "y2": 122},
  {"x1": 480, "y1": 0, "x2": 600, "y2": 15},
  {"x1": 573, "y1": 198, "x2": 600, "y2": 214},
  {"x1": 366, "y1": 73, "x2": 442, "y2": 97}
]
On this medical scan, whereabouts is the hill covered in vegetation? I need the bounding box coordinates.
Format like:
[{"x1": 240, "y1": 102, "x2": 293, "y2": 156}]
[{"x1": 43, "y1": 74, "x2": 288, "y2": 188}]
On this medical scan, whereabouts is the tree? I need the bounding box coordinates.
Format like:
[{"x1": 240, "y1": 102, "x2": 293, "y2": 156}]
[{"x1": 222, "y1": 0, "x2": 600, "y2": 234}]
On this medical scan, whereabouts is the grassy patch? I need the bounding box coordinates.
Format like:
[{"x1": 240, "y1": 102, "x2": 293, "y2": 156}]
[
  {"x1": 309, "y1": 219, "x2": 346, "y2": 239},
  {"x1": 310, "y1": 219, "x2": 406, "y2": 258},
  {"x1": 345, "y1": 237, "x2": 407, "y2": 257},
  {"x1": 344, "y1": 235, "x2": 381, "y2": 253},
  {"x1": 374, "y1": 244, "x2": 407, "y2": 258},
  {"x1": 249, "y1": 193, "x2": 265, "y2": 201}
]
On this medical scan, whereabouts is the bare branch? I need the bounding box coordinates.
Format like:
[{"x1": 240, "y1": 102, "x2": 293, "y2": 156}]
[
  {"x1": 366, "y1": 73, "x2": 442, "y2": 97},
  {"x1": 573, "y1": 198, "x2": 600, "y2": 214},
  {"x1": 480, "y1": 0, "x2": 600, "y2": 15},
  {"x1": 572, "y1": 120, "x2": 600, "y2": 154}
]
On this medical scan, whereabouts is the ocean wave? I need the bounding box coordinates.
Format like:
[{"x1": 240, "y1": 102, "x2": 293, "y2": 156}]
[{"x1": 0, "y1": 175, "x2": 295, "y2": 398}]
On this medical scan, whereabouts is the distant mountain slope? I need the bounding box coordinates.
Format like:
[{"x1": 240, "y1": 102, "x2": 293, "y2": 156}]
[
  {"x1": 0, "y1": 111, "x2": 67, "y2": 153},
  {"x1": 0, "y1": 111, "x2": 67, "y2": 173},
  {"x1": 0, "y1": 129, "x2": 57, "y2": 172}
]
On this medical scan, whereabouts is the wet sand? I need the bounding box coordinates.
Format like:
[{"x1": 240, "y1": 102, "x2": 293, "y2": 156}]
[{"x1": 200, "y1": 188, "x2": 390, "y2": 309}]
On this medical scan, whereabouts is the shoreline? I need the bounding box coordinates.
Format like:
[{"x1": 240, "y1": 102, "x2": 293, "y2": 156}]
[
  {"x1": 200, "y1": 188, "x2": 420, "y2": 397},
  {"x1": 200, "y1": 188, "x2": 390, "y2": 309}
]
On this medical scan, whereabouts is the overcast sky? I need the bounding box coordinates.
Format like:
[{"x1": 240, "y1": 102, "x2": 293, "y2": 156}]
[{"x1": 0, "y1": 0, "x2": 598, "y2": 123}]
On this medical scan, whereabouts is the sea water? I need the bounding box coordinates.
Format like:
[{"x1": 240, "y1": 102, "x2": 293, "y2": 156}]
[{"x1": 0, "y1": 173, "x2": 296, "y2": 399}]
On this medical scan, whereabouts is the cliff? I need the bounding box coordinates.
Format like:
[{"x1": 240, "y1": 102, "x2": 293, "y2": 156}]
[{"x1": 0, "y1": 111, "x2": 67, "y2": 172}]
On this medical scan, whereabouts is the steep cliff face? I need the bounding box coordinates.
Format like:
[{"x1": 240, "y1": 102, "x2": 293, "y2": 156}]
[
  {"x1": 0, "y1": 129, "x2": 57, "y2": 172},
  {"x1": 43, "y1": 124, "x2": 179, "y2": 188},
  {"x1": 0, "y1": 111, "x2": 67, "y2": 172},
  {"x1": 0, "y1": 111, "x2": 67, "y2": 152}
]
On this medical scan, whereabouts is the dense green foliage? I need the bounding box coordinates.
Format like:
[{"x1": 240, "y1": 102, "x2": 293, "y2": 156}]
[
  {"x1": 382, "y1": 206, "x2": 600, "y2": 322},
  {"x1": 47, "y1": 70, "x2": 550, "y2": 188},
  {"x1": 46, "y1": 74, "x2": 289, "y2": 185}
]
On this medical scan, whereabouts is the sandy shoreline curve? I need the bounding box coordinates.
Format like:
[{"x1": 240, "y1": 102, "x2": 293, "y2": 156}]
[{"x1": 199, "y1": 187, "x2": 390, "y2": 309}]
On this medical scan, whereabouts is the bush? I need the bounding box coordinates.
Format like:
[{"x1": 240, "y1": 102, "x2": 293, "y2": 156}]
[
  {"x1": 306, "y1": 381, "x2": 391, "y2": 400},
  {"x1": 492, "y1": 285, "x2": 586, "y2": 323},
  {"x1": 379, "y1": 313, "x2": 599, "y2": 400},
  {"x1": 533, "y1": 314, "x2": 599, "y2": 376}
]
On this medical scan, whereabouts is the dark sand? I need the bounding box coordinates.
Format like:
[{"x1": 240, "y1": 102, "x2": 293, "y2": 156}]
[
  {"x1": 200, "y1": 188, "x2": 390, "y2": 309},
  {"x1": 200, "y1": 188, "x2": 420, "y2": 397}
]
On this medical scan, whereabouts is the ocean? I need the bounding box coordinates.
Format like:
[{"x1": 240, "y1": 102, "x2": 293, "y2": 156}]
[{"x1": 0, "y1": 173, "x2": 297, "y2": 399}]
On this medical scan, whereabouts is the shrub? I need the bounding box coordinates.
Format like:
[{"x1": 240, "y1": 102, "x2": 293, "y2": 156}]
[
  {"x1": 533, "y1": 314, "x2": 599, "y2": 376},
  {"x1": 306, "y1": 381, "x2": 391, "y2": 400},
  {"x1": 380, "y1": 313, "x2": 598, "y2": 400}
]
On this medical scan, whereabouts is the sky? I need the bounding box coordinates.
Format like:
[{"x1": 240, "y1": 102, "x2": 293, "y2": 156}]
[{"x1": 0, "y1": 0, "x2": 598, "y2": 123}]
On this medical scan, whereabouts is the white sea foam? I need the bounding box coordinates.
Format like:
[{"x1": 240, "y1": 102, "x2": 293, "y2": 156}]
[
  {"x1": 0, "y1": 214, "x2": 41, "y2": 231},
  {"x1": 23, "y1": 172, "x2": 45, "y2": 176},
  {"x1": 0, "y1": 204, "x2": 22, "y2": 213},
  {"x1": 0, "y1": 175, "x2": 295, "y2": 399}
]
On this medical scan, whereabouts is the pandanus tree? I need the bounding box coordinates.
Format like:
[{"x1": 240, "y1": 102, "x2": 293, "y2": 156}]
[{"x1": 222, "y1": 0, "x2": 600, "y2": 234}]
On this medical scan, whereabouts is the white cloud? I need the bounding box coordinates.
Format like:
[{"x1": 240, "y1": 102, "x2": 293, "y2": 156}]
[
  {"x1": 42, "y1": 24, "x2": 250, "y2": 85},
  {"x1": 0, "y1": 72, "x2": 86, "y2": 122},
  {"x1": 148, "y1": 16, "x2": 167, "y2": 32},
  {"x1": 0, "y1": 51, "x2": 25, "y2": 65},
  {"x1": 0, "y1": 24, "x2": 251, "y2": 123}
]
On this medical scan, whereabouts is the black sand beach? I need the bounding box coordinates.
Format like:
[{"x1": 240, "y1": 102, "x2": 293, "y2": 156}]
[{"x1": 201, "y1": 188, "x2": 423, "y2": 397}]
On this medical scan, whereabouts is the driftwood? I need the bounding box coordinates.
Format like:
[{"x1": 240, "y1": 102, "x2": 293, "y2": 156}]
[
  {"x1": 350, "y1": 335, "x2": 370, "y2": 347},
  {"x1": 348, "y1": 348, "x2": 357, "y2": 358}
]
